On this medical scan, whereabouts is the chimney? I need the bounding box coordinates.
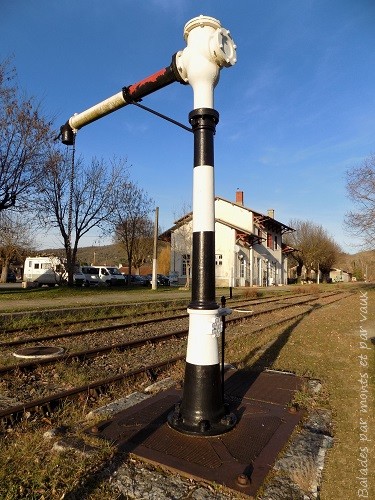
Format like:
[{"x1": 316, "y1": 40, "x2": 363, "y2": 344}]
[
  {"x1": 236, "y1": 190, "x2": 244, "y2": 206},
  {"x1": 267, "y1": 209, "x2": 275, "y2": 219}
]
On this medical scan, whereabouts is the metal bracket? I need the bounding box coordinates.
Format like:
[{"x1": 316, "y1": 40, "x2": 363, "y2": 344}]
[{"x1": 218, "y1": 307, "x2": 232, "y2": 317}]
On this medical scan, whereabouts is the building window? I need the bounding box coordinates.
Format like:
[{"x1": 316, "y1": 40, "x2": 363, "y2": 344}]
[
  {"x1": 34, "y1": 263, "x2": 40, "y2": 269},
  {"x1": 215, "y1": 254, "x2": 223, "y2": 266},
  {"x1": 182, "y1": 254, "x2": 190, "y2": 276},
  {"x1": 267, "y1": 232, "x2": 273, "y2": 249},
  {"x1": 274, "y1": 235, "x2": 278, "y2": 250}
]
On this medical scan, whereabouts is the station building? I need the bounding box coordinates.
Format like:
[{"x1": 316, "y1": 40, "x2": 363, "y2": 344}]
[{"x1": 161, "y1": 191, "x2": 295, "y2": 287}]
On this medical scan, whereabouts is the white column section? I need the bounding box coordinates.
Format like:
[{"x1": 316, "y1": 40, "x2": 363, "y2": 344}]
[
  {"x1": 192, "y1": 165, "x2": 215, "y2": 232},
  {"x1": 186, "y1": 309, "x2": 221, "y2": 365}
]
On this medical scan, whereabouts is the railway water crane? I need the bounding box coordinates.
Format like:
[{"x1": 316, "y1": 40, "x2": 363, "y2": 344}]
[{"x1": 60, "y1": 15, "x2": 237, "y2": 436}]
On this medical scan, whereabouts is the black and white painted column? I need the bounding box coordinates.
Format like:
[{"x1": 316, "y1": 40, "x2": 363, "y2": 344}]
[
  {"x1": 168, "y1": 108, "x2": 236, "y2": 435},
  {"x1": 58, "y1": 12, "x2": 236, "y2": 436},
  {"x1": 168, "y1": 16, "x2": 237, "y2": 436}
]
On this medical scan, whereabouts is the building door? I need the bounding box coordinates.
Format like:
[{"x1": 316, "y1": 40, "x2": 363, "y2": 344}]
[{"x1": 239, "y1": 257, "x2": 246, "y2": 287}]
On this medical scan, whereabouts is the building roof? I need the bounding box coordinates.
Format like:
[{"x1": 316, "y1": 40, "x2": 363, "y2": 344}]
[
  {"x1": 215, "y1": 196, "x2": 294, "y2": 234},
  {"x1": 216, "y1": 218, "x2": 264, "y2": 246}
]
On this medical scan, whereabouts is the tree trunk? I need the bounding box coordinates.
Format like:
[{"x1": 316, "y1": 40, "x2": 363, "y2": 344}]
[
  {"x1": 185, "y1": 263, "x2": 191, "y2": 289},
  {"x1": 296, "y1": 262, "x2": 303, "y2": 283},
  {"x1": 64, "y1": 237, "x2": 77, "y2": 286},
  {"x1": 0, "y1": 263, "x2": 9, "y2": 283}
]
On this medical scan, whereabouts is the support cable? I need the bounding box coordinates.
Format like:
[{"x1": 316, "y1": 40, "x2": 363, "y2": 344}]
[{"x1": 122, "y1": 88, "x2": 192, "y2": 133}]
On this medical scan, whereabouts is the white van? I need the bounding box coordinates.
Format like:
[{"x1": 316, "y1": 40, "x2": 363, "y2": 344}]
[
  {"x1": 24, "y1": 256, "x2": 65, "y2": 287},
  {"x1": 24, "y1": 256, "x2": 86, "y2": 286},
  {"x1": 92, "y1": 266, "x2": 126, "y2": 286}
]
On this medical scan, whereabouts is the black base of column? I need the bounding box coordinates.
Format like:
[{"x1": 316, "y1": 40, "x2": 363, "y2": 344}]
[{"x1": 168, "y1": 362, "x2": 237, "y2": 436}]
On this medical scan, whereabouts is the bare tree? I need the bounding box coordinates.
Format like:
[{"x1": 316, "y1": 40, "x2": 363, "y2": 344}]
[
  {"x1": 0, "y1": 59, "x2": 52, "y2": 212},
  {"x1": 345, "y1": 154, "x2": 375, "y2": 249},
  {"x1": 128, "y1": 217, "x2": 154, "y2": 274},
  {"x1": 110, "y1": 181, "x2": 154, "y2": 281},
  {"x1": 318, "y1": 237, "x2": 342, "y2": 282},
  {"x1": 285, "y1": 219, "x2": 341, "y2": 282},
  {"x1": 0, "y1": 212, "x2": 35, "y2": 282},
  {"x1": 157, "y1": 245, "x2": 171, "y2": 275},
  {"x1": 35, "y1": 151, "x2": 121, "y2": 284}
]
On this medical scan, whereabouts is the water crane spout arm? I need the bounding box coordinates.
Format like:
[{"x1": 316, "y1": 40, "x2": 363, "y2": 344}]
[
  {"x1": 60, "y1": 54, "x2": 186, "y2": 145},
  {"x1": 59, "y1": 15, "x2": 236, "y2": 145}
]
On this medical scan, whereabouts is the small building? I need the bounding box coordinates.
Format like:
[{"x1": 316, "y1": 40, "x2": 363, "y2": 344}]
[
  {"x1": 330, "y1": 268, "x2": 352, "y2": 283},
  {"x1": 161, "y1": 191, "x2": 294, "y2": 287}
]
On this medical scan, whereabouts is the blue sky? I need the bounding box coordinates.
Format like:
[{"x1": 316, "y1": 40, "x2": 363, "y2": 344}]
[{"x1": 1, "y1": 0, "x2": 374, "y2": 253}]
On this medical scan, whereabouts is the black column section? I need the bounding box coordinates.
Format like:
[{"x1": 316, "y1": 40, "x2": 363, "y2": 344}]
[{"x1": 189, "y1": 108, "x2": 219, "y2": 311}]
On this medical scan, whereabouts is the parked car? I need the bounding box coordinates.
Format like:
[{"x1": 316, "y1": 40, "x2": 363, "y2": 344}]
[
  {"x1": 131, "y1": 275, "x2": 149, "y2": 286},
  {"x1": 168, "y1": 272, "x2": 179, "y2": 285},
  {"x1": 144, "y1": 274, "x2": 170, "y2": 286},
  {"x1": 6, "y1": 270, "x2": 17, "y2": 283},
  {"x1": 157, "y1": 274, "x2": 170, "y2": 286},
  {"x1": 73, "y1": 270, "x2": 86, "y2": 286},
  {"x1": 80, "y1": 266, "x2": 101, "y2": 286}
]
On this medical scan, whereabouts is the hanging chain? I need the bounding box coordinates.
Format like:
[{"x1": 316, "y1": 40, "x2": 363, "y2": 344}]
[{"x1": 67, "y1": 133, "x2": 76, "y2": 253}]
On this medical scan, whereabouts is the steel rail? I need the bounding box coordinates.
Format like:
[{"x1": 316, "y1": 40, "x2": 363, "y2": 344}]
[
  {"x1": 0, "y1": 329, "x2": 189, "y2": 376},
  {"x1": 0, "y1": 291, "x2": 335, "y2": 334},
  {"x1": 0, "y1": 312, "x2": 189, "y2": 347},
  {"x1": 0, "y1": 355, "x2": 185, "y2": 427},
  {"x1": 0, "y1": 294, "x2": 292, "y2": 335}
]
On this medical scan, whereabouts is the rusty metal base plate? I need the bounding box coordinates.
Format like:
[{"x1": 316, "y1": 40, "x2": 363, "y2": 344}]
[{"x1": 88, "y1": 370, "x2": 305, "y2": 497}]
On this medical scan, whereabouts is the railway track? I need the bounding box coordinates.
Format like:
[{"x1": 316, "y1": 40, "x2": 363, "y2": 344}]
[
  {"x1": 0, "y1": 290, "x2": 339, "y2": 347},
  {"x1": 0, "y1": 290, "x2": 350, "y2": 428},
  {"x1": 0, "y1": 292, "x2": 306, "y2": 335}
]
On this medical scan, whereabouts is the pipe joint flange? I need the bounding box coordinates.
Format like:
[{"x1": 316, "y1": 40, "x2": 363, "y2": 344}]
[
  {"x1": 188, "y1": 108, "x2": 219, "y2": 128},
  {"x1": 175, "y1": 50, "x2": 188, "y2": 83},
  {"x1": 209, "y1": 27, "x2": 237, "y2": 68}
]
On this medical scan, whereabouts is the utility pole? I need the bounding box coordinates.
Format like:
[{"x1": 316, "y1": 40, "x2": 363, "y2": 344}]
[{"x1": 151, "y1": 207, "x2": 159, "y2": 290}]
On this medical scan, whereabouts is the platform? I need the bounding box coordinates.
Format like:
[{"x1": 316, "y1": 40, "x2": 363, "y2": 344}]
[{"x1": 88, "y1": 370, "x2": 305, "y2": 497}]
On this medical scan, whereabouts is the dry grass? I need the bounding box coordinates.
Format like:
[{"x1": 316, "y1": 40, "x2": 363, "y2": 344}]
[
  {"x1": 241, "y1": 287, "x2": 262, "y2": 299},
  {"x1": 0, "y1": 284, "x2": 373, "y2": 499},
  {"x1": 229, "y1": 285, "x2": 374, "y2": 499}
]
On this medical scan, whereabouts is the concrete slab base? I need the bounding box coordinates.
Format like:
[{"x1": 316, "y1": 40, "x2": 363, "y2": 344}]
[{"x1": 87, "y1": 370, "x2": 305, "y2": 497}]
